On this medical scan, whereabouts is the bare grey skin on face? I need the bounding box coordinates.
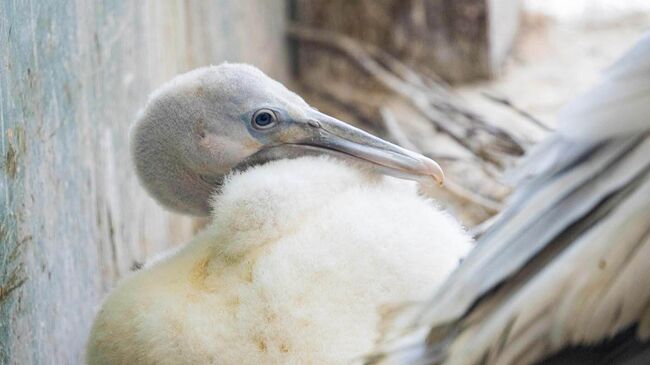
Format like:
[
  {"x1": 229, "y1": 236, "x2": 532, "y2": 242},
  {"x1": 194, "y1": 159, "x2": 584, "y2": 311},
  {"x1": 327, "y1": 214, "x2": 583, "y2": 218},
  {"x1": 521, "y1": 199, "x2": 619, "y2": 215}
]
[{"x1": 131, "y1": 63, "x2": 444, "y2": 216}]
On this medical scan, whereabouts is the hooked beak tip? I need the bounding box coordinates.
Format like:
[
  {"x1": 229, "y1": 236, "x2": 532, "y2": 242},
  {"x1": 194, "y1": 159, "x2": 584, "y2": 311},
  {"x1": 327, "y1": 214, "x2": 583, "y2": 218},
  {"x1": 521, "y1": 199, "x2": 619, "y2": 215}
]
[{"x1": 422, "y1": 158, "x2": 445, "y2": 186}]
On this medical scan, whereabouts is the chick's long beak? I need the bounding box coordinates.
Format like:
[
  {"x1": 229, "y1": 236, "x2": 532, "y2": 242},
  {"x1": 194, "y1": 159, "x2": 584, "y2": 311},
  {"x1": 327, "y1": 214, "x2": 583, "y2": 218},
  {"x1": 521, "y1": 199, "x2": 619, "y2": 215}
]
[{"x1": 287, "y1": 111, "x2": 444, "y2": 185}]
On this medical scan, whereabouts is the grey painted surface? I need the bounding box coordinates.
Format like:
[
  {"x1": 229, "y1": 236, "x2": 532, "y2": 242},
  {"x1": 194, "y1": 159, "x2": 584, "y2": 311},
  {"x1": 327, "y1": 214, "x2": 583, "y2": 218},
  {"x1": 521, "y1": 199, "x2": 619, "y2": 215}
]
[{"x1": 0, "y1": 1, "x2": 287, "y2": 364}]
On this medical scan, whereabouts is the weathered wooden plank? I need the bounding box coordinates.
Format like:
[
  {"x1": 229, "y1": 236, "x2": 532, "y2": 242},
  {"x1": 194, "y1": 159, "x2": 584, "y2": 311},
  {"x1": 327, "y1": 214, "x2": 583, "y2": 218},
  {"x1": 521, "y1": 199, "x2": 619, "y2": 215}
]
[
  {"x1": 0, "y1": 1, "x2": 287, "y2": 363},
  {"x1": 292, "y1": 0, "x2": 520, "y2": 82}
]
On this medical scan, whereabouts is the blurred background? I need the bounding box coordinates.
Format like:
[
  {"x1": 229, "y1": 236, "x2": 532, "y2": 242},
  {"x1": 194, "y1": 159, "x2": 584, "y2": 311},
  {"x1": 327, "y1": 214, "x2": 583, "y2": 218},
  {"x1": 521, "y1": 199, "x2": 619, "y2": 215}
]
[{"x1": 0, "y1": 0, "x2": 648, "y2": 363}]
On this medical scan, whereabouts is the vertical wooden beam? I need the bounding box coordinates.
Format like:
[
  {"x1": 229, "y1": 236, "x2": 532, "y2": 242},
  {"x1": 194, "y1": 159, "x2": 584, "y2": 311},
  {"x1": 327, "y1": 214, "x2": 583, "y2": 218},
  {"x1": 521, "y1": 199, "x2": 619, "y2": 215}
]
[{"x1": 0, "y1": 1, "x2": 287, "y2": 363}]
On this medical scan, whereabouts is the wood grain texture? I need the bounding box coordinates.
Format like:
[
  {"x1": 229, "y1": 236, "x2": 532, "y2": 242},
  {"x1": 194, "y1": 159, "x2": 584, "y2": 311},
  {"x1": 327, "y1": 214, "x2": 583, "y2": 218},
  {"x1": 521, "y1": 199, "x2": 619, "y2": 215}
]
[
  {"x1": 292, "y1": 0, "x2": 519, "y2": 83},
  {"x1": 0, "y1": 1, "x2": 287, "y2": 363}
]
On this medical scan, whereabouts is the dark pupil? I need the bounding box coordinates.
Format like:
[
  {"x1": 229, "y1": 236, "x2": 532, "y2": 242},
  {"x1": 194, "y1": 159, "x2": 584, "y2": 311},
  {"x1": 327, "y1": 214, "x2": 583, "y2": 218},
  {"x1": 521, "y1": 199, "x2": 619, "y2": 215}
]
[{"x1": 255, "y1": 112, "x2": 273, "y2": 126}]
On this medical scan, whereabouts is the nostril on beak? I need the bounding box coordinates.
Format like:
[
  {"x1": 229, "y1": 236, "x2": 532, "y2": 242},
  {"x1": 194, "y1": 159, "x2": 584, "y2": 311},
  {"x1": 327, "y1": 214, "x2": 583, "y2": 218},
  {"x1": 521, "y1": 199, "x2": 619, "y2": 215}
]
[{"x1": 308, "y1": 120, "x2": 321, "y2": 128}]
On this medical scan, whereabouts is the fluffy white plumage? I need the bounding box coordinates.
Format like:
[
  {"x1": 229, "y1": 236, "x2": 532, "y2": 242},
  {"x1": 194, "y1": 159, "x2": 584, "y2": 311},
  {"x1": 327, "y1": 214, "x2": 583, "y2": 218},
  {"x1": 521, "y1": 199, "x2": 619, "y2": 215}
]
[{"x1": 87, "y1": 156, "x2": 472, "y2": 365}]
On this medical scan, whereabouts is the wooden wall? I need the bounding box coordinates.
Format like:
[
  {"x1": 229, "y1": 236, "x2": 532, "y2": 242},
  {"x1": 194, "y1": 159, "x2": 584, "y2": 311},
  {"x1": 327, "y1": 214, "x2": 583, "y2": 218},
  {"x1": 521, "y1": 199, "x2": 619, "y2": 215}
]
[
  {"x1": 0, "y1": 1, "x2": 287, "y2": 363},
  {"x1": 292, "y1": 0, "x2": 520, "y2": 82}
]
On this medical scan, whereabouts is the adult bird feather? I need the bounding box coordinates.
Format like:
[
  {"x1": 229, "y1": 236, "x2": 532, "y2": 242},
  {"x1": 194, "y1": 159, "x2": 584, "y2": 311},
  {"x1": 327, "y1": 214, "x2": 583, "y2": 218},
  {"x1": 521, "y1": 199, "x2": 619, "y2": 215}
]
[{"x1": 369, "y1": 32, "x2": 650, "y2": 365}]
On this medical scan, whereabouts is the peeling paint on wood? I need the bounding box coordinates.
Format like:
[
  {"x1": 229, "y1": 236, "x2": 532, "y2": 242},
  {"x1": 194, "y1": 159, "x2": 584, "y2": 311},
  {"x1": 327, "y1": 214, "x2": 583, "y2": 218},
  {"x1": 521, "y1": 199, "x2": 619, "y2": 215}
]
[{"x1": 0, "y1": 1, "x2": 287, "y2": 363}]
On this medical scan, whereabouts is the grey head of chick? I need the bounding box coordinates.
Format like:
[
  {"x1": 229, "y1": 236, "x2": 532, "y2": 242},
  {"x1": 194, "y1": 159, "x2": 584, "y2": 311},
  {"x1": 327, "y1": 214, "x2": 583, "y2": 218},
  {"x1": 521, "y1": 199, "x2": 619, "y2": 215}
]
[{"x1": 131, "y1": 63, "x2": 444, "y2": 216}]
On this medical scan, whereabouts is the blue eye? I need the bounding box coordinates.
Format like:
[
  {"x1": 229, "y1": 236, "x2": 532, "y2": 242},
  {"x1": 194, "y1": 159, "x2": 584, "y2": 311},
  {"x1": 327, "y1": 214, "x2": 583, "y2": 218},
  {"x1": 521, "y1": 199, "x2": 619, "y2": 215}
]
[{"x1": 252, "y1": 109, "x2": 277, "y2": 129}]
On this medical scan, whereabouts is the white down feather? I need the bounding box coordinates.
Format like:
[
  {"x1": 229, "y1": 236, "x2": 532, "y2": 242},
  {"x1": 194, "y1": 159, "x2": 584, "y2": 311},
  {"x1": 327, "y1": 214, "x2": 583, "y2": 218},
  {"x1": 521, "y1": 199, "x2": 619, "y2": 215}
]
[{"x1": 87, "y1": 156, "x2": 472, "y2": 365}]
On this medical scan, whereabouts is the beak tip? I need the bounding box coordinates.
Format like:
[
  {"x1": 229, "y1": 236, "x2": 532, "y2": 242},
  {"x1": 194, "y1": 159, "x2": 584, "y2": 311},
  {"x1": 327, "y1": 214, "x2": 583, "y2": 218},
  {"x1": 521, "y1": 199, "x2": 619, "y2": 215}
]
[{"x1": 427, "y1": 160, "x2": 445, "y2": 187}]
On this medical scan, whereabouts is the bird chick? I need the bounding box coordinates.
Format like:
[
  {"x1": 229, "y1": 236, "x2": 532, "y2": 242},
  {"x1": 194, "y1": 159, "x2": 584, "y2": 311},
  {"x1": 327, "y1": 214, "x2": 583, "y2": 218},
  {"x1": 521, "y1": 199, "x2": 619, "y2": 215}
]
[{"x1": 87, "y1": 156, "x2": 472, "y2": 365}]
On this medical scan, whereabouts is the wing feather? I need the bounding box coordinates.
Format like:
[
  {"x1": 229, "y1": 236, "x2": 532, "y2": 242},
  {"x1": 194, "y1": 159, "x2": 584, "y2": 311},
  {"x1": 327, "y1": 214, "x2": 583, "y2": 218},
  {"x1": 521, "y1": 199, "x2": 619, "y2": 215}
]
[
  {"x1": 558, "y1": 33, "x2": 650, "y2": 141},
  {"x1": 444, "y1": 171, "x2": 650, "y2": 365},
  {"x1": 415, "y1": 137, "x2": 650, "y2": 328},
  {"x1": 367, "y1": 32, "x2": 650, "y2": 365}
]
